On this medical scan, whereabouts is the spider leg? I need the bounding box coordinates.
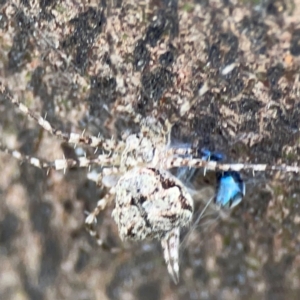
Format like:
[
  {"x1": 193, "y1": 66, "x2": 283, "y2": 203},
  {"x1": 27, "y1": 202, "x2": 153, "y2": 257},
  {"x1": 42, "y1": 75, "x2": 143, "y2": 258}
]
[
  {"x1": 161, "y1": 227, "x2": 180, "y2": 284},
  {"x1": 164, "y1": 147, "x2": 194, "y2": 158},
  {"x1": 163, "y1": 157, "x2": 300, "y2": 173},
  {"x1": 0, "y1": 144, "x2": 121, "y2": 171},
  {"x1": 0, "y1": 83, "x2": 125, "y2": 152},
  {"x1": 0, "y1": 144, "x2": 76, "y2": 170},
  {"x1": 85, "y1": 188, "x2": 121, "y2": 253}
]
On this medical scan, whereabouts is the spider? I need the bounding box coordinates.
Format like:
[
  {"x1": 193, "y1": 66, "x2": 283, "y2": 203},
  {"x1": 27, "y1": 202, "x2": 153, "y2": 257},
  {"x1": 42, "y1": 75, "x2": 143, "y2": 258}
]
[{"x1": 1, "y1": 82, "x2": 300, "y2": 283}]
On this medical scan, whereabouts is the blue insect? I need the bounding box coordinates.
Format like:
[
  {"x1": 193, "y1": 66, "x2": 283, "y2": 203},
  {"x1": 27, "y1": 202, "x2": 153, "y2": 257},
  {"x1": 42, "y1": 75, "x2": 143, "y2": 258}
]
[
  {"x1": 198, "y1": 149, "x2": 246, "y2": 208},
  {"x1": 175, "y1": 147, "x2": 245, "y2": 209},
  {"x1": 199, "y1": 149, "x2": 246, "y2": 208},
  {"x1": 198, "y1": 148, "x2": 224, "y2": 162},
  {"x1": 215, "y1": 171, "x2": 245, "y2": 208}
]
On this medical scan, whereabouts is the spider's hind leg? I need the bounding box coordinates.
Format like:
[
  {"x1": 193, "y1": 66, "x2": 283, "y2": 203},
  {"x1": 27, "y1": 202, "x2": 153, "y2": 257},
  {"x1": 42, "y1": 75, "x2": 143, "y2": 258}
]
[{"x1": 85, "y1": 186, "x2": 122, "y2": 253}]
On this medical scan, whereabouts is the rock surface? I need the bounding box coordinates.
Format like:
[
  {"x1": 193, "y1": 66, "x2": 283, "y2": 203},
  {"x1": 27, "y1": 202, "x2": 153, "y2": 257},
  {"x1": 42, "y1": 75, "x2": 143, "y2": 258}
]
[{"x1": 1, "y1": 0, "x2": 300, "y2": 299}]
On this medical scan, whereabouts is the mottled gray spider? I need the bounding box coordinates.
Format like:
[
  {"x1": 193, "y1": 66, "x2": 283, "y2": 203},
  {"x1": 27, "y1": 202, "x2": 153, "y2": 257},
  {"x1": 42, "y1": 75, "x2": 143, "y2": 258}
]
[{"x1": 1, "y1": 83, "x2": 299, "y2": 283}]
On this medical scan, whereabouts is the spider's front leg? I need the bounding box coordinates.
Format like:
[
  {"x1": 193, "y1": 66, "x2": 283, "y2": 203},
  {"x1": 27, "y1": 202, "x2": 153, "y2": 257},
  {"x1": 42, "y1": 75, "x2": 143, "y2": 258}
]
[
  {"x1": 0, "y1": 83, "x2": 126, "y2": 153},
  {"x1": 0, "y1": 143, "x2": 122, "y2": 173},
  {"x1": 163, "y1": 155, "x2": 300, "y2": 173},
  {"x1": 0, "y1": 143, "x2": 83, "y2": 171}
]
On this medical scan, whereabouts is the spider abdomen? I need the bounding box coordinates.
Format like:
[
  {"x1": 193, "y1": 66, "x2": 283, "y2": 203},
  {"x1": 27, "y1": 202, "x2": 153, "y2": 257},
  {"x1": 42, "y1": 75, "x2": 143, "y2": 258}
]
[{"x1": 112, "y1": 167, "x2": 194, "y2": 241}]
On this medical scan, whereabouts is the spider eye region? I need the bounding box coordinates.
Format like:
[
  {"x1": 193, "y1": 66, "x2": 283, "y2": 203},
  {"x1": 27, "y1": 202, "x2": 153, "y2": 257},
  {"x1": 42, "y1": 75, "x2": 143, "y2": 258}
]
[{"x1": 112, "y1": 167, "x2": 194, "y2": 241}]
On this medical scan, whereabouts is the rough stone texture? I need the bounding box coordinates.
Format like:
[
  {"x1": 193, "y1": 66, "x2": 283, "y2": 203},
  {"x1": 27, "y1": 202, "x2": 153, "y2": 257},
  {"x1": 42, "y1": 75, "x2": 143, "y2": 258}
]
[{"x1": 1, "y1": 0, "x2": 300, "y2": 299}]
